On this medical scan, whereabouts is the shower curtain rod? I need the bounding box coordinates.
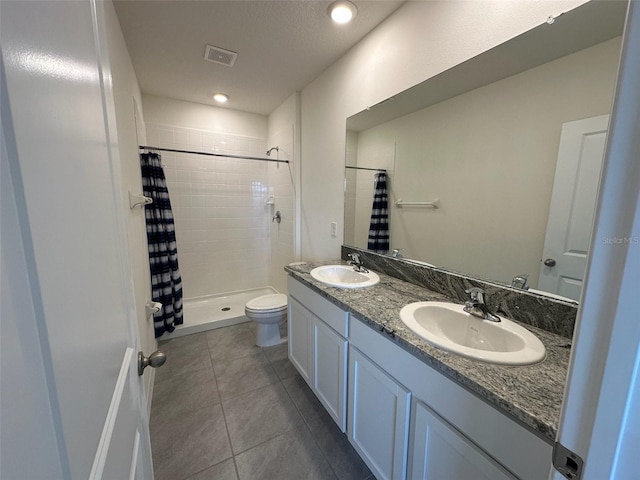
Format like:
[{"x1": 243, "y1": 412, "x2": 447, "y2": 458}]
[
  {"x1": 346, "y1": 166, "x2": 387, "y2": 172},
  {"x1": 139, "y1": 145, "x2": 290, "y2": 164}
]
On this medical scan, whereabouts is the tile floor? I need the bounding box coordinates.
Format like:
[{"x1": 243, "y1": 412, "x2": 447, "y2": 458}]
[{"x1": 151, "y1": 321, "x2": 374, "y2": 480}]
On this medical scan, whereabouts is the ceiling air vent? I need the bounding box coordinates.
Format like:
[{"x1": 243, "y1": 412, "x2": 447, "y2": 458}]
[{"x1": 204, "y1": 45, "x2": 238, "y2": 67}]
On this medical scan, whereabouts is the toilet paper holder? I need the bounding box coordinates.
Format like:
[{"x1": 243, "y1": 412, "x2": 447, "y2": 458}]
[{"x1": 146, "y1": 301, "x2": 162, "y2": 318}]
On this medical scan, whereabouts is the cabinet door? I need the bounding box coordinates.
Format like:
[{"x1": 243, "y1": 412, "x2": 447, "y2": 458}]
[
  {"x1": 348, "y1": 347, "x2": 411, "y2": 480},
  {"x1": 288, "y1": 297, "x2": 313, "y2": 385},
  {"x1": 313, "y1": 317, "x2": 348, "y2": 432},
  {"x1": 408, "y1": 399, "x2": 515, "y2": 480}
]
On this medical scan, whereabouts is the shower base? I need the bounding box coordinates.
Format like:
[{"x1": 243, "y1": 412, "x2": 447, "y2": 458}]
[{"x1": 162, "y1": 286, "x2": 279, "y2": 339}]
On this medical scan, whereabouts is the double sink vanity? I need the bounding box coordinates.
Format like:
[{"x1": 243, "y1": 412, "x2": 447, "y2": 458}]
[{"x1": 285, "y1": 251, "x2": 574, "y2": 480}]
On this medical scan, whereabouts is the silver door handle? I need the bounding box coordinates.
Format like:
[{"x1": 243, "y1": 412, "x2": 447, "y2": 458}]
[
  {"x1": 138, "y1": 350, "x2": 167, "y2": 376},
  {"x1": 544, "y1": 258, "x2": 557, "y2": 267}
]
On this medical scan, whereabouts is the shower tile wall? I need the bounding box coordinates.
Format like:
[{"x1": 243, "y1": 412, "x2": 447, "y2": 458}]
[{"x1": 146, "y1": 123, "x2": 269, "y2": 299}]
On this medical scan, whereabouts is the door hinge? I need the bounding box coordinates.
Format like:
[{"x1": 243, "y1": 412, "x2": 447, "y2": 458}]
[{"x1": 553, "y1": 441, "x2": 584, "y2": 479}]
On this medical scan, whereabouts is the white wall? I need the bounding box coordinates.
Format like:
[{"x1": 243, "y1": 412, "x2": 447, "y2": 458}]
[
  {"x1": 299, "y1": 0, "x2": 588, "y2": 261},
  {"x1": 349, "y1": 37, "x2": 620, "y2": 287},
  {"x1": 143, "y1": 94, "x2": 266, "y2": 138},
  {"x1": 103, "y1": 0, "x2": 157, "y2": 401},
  {"x1": 267, "y1": 92, "x2": 299, "y2": 293}
]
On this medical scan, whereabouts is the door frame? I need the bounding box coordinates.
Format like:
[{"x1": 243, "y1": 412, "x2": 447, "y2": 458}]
[{"x1": 552, "y1": 2, "x2": 640, "y2": 478}]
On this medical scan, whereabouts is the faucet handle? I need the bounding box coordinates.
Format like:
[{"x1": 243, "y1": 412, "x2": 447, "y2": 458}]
[
  {"x1": 348, "y1": 253, "x2": 360, "y2": 263},
  {"x1": 465, "y1": 287, "x2": 485, "y2": 303},
  {"x1": 511, "y1": 274, "x2": 529, "y2": 290}
]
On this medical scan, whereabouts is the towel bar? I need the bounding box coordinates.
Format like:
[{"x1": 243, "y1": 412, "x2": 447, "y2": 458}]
[{"x1": 395, "y1": 198, "x2": 439, "y2": 208}]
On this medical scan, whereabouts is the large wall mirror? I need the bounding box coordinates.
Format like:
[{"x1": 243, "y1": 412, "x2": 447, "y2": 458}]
[{"x1": 344, "y1": 0, "x2": 627, "y2": 301}]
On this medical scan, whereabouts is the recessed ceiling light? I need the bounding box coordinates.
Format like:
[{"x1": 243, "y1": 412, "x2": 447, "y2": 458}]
[
  {"x1": 328, "y1": 0, "x2": 357, "y2": 24},
  {"x1": 213, "y1": 93, "x2": 229, "y2": 104}
]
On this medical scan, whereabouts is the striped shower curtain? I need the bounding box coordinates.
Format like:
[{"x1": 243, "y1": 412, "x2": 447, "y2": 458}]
[
  {"x1": 140, "y1": 152, "x2": 183, "y2": 337},
  {"x1": 367, "y1": 172, "x2": 390, "y2": 254}
]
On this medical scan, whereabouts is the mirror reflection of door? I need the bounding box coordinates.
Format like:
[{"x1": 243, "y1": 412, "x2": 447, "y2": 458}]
[{"x1": 538, "y1": 115, "x2": 609, "y2": 300}]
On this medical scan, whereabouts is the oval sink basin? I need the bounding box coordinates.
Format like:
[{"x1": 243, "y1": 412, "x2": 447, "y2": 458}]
[
  {"x1": 310, "y1": 265, "x2": 380, "y2": 289},
  {"x1": 399, "y1": 302, "x2": 545, "y2": 365}
]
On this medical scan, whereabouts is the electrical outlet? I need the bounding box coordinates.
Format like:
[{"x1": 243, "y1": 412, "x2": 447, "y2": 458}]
[{"x1": 331, "y1": 222, "x2": 337, "y2": 237}]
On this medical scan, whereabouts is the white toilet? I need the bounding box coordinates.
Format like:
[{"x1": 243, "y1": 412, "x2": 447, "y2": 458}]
[{"x1": 245, "y1": 293, "x2": 288, "y2": 347}]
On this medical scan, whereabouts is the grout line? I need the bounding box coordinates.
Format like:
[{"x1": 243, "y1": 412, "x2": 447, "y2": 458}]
[
  {"x1": 276, "y1": 369, "x2": 342, "y2": 479},
  {"x1": 154, "y1": 326, "x2": 363, "y2": 480},
  {"x1": 206, "y1": 334, "x2": 242, "y2": 480}
]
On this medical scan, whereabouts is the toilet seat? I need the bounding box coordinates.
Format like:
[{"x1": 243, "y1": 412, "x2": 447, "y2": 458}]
[{"x1": 245, "y1": 294, "x2": 287, "y2": 314}]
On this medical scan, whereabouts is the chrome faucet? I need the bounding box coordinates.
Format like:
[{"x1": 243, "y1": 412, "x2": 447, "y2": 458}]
[
  {"x1": 511, "y1": 274, "x2": 529, "y2": 290},
  {"x1": 463, "y1": 287, "x2": 501, "y2": 322},
  {"x1": 347, "y1": 253, "x2": 369, "y2": 273}
]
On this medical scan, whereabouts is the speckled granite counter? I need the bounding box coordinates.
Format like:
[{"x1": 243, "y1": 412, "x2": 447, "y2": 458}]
[{"x1": 285, "y1": 261, "x2": 571, "y2": 443}]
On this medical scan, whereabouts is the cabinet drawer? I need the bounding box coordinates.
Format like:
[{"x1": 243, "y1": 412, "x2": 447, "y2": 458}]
[{"x1": 288, "y1": 277, "x2": 348, "y2": 336}]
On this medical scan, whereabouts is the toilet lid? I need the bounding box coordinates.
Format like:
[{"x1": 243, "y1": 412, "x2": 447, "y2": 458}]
[{"x1": 246, "y1": 293, "x2": 288, "y2": 312}]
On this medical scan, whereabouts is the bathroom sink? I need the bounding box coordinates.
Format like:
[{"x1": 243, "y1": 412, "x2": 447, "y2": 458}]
[
  {"x1": 399, "y1": 302, "x2": 545, "y2": 365},
  {"x1": 310, "y1": 265, "x2": 380, "y2": 289}
]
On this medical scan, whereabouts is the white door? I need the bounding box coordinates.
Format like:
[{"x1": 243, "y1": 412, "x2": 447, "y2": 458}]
[
  {"x1": 408, "y1": 400, "x2": 515, "y2": 480},
  {"x1": 1, "y1": 1, "x2": 154, "y2": 479},
  {"x1": 312, "y1": 317, "x2": 348, "y2": 431},
  {"x1": 288, "y1": 297, "x2": 313, "y2": 385},
  {"x1": 538, "y1": 115, "x2": 609, "y2": 300},
  {"x1": 348, "y1": 346, "x2": 411, "y2": 480}
]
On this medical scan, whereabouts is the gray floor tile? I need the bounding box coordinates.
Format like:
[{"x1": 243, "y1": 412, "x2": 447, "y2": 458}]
[
  {"x1": 307, "y1": 413, "x2": 372, "y2": 480},
  {"x1": 152, "y1": 365, "x2": 220, "y2": 419},
  {"x1": 214, "y1": 351, "x2": 279, "y2": 401},
  {"x1": 263, "y1": 343, "x2": 299, "y2": 380},
  {"x1": 185, "y1": 458, "x2": 238, "y2": 480},
  {"x1": 282, "y1": 374, "x2": 327, "y2": 423},
  {"x1": 150, "y1": 322, "x2": 370, "y2": 480},
  {"x1": 235, "y1": 425, "x2": 337, "y2": 480},
  {"x1": 205, "y1": 322, "x2": 252, "y2": 343},
  {"x1": 159, "y1": 331, "x2": 209, "y2": 353},
  {"x1": 223, "y1": 383, "x2": 305, "y2": 454},
  {"x1": 151, "y1": 404, "x2": 232, "y2": 480},
  {"x1": 208, "y1": 327, "x2": 262, "y2": 364},
  {"x1": 155, "y1": 335, "x2": 213, "y2": 382}
]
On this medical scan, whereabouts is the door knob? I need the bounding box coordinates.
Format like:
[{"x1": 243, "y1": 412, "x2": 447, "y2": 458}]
[
  {"x1": 138, "y1": 350, "x2": 167, "y2": 376},
  {"x1": 544, "y1": 258, "x2": 557, "y2": 267}
]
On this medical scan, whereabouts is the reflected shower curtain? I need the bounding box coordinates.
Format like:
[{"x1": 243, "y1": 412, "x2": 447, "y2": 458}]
[
  {"x1": 367, "y1": 172, "x2": 389, "y2": 254},
  {"x1": 140, "y1": 152, "x2": 183, "y2": 337}
]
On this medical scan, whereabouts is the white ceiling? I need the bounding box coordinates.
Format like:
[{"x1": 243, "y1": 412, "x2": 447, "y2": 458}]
[{"x1": 113, "y1": 0, "x2": 405, "y2": 116}]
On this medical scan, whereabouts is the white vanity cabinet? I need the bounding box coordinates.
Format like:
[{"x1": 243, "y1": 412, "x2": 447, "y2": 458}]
[
  {"x1": 287, "y1": 275, "x2": 553, "y2": 480},
  {"x1": 287, "y1": 277, "x2": 348, "y2": 430},
  {"x1": 348, "y1": 346, "x2": 411, "y2": 480},
  {"x1": 349, "y1": 318, "x2": 552, "y2": 480}
]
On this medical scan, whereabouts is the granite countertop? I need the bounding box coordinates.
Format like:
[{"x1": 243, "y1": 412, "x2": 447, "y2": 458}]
[{"x1": 285, "y1": 261, "x2": 571, "y2": 442}]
